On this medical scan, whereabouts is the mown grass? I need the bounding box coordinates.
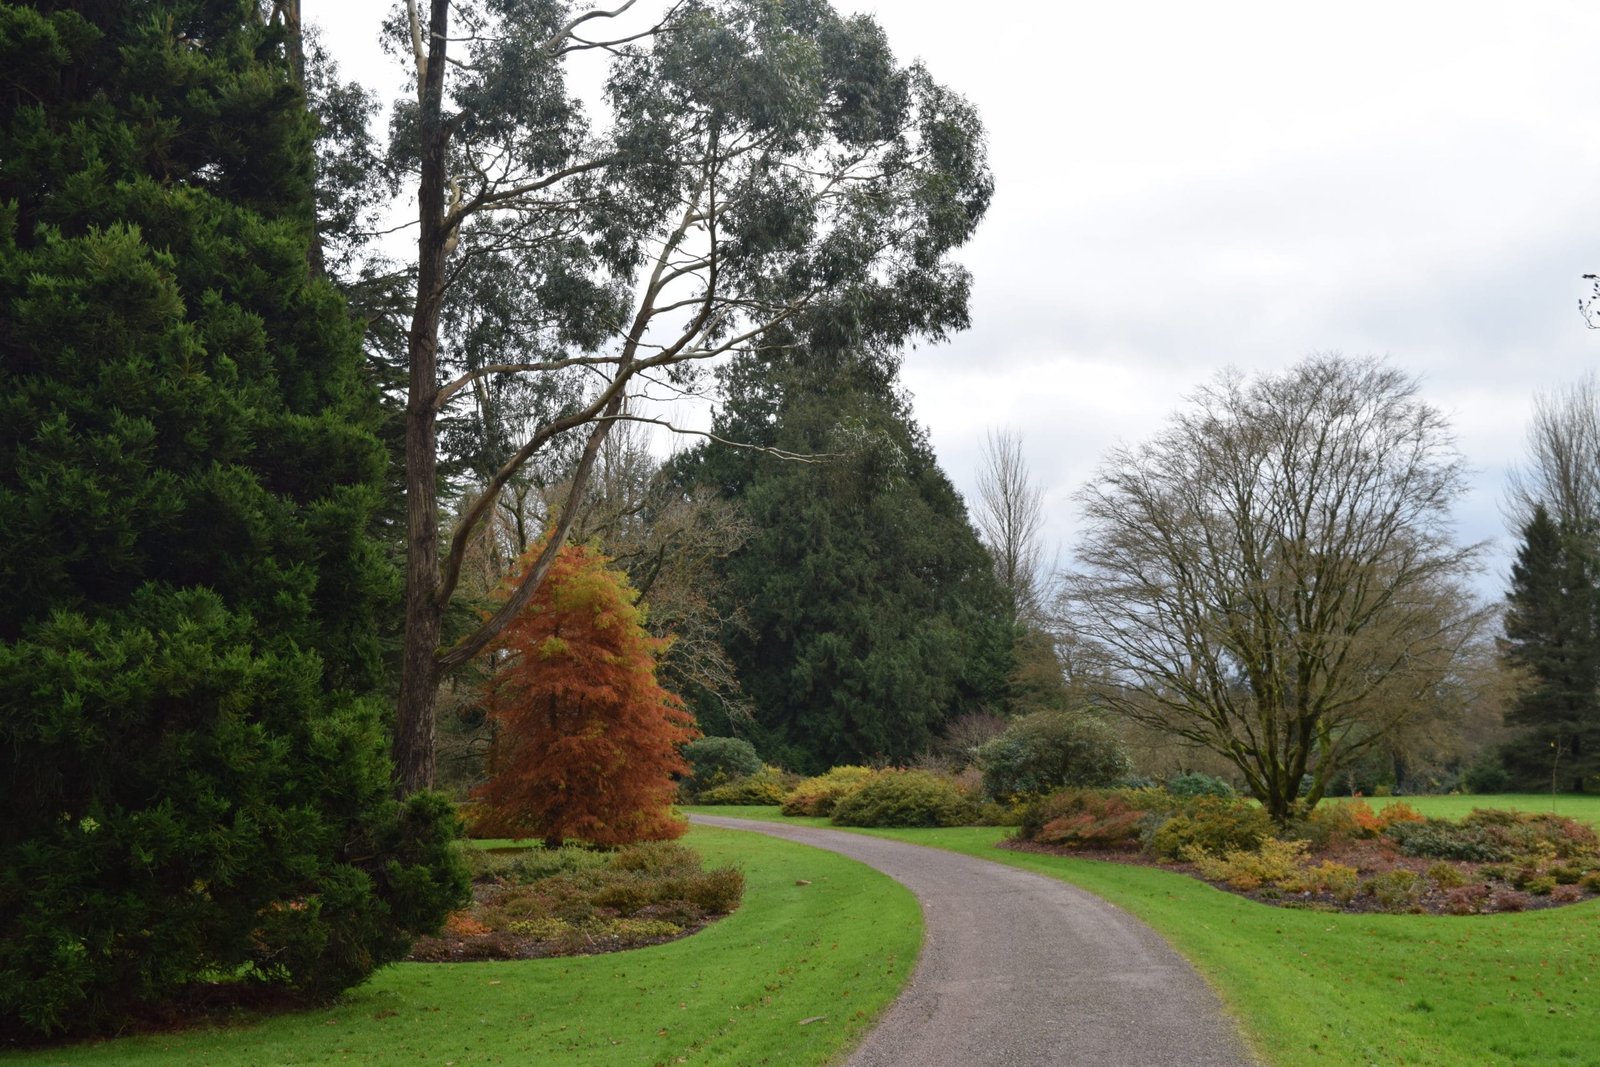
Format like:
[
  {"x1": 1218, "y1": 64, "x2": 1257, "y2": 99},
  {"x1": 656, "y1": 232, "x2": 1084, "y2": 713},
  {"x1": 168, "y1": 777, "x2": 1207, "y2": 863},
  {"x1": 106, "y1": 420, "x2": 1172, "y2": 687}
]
[
  {"x1": 1363, "y1": 792, "x2": 1600, "y2": 826},
  {"x1": 691, "y1": 803, "x2": 1600, "y2": 1066},
  {"x1": 3, "y1": 827, "x2": 919, "y2": 1067}
]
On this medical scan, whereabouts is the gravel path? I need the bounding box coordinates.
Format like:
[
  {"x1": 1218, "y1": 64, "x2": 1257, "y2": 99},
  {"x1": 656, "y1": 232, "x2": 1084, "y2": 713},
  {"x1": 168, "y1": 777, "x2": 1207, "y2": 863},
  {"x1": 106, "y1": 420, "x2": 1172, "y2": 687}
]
[{"x1": 690, "y1": 814, "x2": 1257, "y2": 1067}]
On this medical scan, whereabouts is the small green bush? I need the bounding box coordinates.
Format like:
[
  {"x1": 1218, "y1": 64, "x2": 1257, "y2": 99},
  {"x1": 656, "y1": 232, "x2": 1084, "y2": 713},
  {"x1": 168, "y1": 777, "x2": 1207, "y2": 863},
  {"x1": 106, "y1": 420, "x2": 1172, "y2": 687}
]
[
  {"x1": 782, "y1": 766, "x2": 879, "y2": 817},
  {"x1": 977, "y1": 710, "x2": 1132, "y2": 801},
  {"x1": 831, "y1": 770, "x2": 978, "y2": 828},
  {"x1": 1148, "y1": 797, "x2": 1273, "y2": 860},
  {"x1": 465, "y1": 844, "x2": 609, "y2": 883},
  {"x1": 1427, "y1": 862, "x2": 1470, "y2": 889},
  {"x1": 1524, "y1": 876, "x2": 1558, "y2": 896},
  {"x1": 1165, "y1": 772, "x2": 1235, "y2": 799},
  {"x1": 1385, "y1": 819, "x2": 1513, "y2": 863},
  {"x1": 1580, "y1": 870, "x2": 1600, "y2": 893},
  {"x1": 681, "y1": 737, "x2": 763, "y2": 794},
  {"x1": 608, "y1": 841, "x2": 702, "y2": 874},
  {"x1": 1363, "y1": 869, "x2": 1424, "y2": 911},
  {"x1": 697, "y1": 765, "x2": 792, "y2": 805}
]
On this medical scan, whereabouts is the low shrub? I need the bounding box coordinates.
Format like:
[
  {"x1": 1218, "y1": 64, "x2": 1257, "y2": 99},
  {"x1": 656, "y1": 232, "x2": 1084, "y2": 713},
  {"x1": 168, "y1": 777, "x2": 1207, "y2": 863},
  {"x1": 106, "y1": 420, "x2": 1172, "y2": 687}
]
[
  {"x1": 1024, "y1": 790, "x2": 1149, "y2": 850},
  {"x1": 1581, "y1": 870, "x2": 1600, "y2": 893},
  {"x1": 474, "y1": 844, "x2": 744, "y2": 934},
  {"x1": 1490, "y1": 888, "x2": 1531, "y2": 913},
  {"x1": 1426, "y1": 862, "x2": 1470, "y2": 889},
  {"x1": 1165, "y1": 772, "x2": 1235, "y2": 799},
  {"x1": 1523, "y1": 876, "x2": 1558, "y2": 896},
  {"x1": 1390, "y1": 809, "x2": 1600, "y2": 864},
  {"x1": 1550, "y1": 884, "x2": 1584, "y2": 904},
  {"x1": 1297, "y1": 860, "x2": 1360, "y2": 901},
  {"x1": 782, "y1": 766, "x2": 879, "y2": 817},
  {"x1": 1363, "y1": 869, "x2": 1424, "y2": 911},
  {"x1": 1148, "y1": 797, "x2": 1273, "y2": 860},
  {"x1": 1551, "y1": 864, "x2": 1585, "y2": 885},
  {"x1": 1444, "y1": 884, "x2": 1491, "y2": 915},
  {"x1": 1385, "y1": 819, "x2": 1513, "y2": 863},
  {"x1": 609, "y1": 841, "x2": 702, "y2": 874},
  {"x1": 1189, "y1": 838, "x2": 1310, "y2": 891},
  {"x1": 507, "y1": 917, "x2": 571, "y2": 939},
  {"x1": 681, "y1": 737, "x2": 763, "y2": 795},
  {"x1": 697, "y1": 765, "x2": 793, "y2": 805},
  {"x1": 831, "y1": 769, "x2": 978, "y2": 828},
  {"x1": 1461, "y1": 809, "x2": 1600, "y2": 859}
]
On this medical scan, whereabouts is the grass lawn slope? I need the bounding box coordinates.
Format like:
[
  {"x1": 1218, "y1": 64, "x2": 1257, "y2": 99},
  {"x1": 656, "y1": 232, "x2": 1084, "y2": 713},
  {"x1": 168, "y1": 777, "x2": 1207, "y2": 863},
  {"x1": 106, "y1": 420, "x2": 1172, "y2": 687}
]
[{"x1": 2, "y1": 827, "x2": 918, "y2": 1067}]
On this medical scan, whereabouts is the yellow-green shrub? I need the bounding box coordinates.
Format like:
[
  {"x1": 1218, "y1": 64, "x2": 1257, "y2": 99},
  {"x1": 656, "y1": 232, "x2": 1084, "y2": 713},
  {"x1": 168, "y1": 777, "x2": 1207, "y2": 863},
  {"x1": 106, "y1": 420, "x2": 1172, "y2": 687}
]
[{"x1": 781, "y1": 766, "x2": 879, "y2": 816}]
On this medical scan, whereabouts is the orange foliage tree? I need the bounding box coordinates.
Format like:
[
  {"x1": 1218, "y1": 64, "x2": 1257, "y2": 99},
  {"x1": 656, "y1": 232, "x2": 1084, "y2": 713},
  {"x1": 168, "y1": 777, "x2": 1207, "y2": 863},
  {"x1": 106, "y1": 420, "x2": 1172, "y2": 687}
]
[{"x1": 470, "y1": 540, "x2": 698, "y2": 846}]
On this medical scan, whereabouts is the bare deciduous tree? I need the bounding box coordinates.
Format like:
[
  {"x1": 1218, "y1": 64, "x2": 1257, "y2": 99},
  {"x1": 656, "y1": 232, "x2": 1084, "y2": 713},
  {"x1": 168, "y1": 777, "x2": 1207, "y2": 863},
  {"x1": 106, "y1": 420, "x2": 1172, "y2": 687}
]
[
  {"x1": 974, "y1": 428, "x2": 1048, "y2": 623},
  {"x1": 1505, "y1": 373, "x2": 1600, "y2": 533},
  {"x1": 1064, "y1": 355, "x2": 1487, "y2": 821}
]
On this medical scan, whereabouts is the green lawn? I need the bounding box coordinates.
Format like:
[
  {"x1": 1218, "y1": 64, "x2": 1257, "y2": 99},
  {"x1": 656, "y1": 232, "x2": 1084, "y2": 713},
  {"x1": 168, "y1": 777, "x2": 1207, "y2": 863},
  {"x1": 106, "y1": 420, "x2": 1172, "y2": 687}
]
[
  {"x1": 3, "y1": 827, "x2": 919, "y2": 1067},
  {"x1": 692, "y1": 804, "x2": 1600, "y2": 1067},
  {"x1": 1362, "y1": 792, "x2": 1600, "y2": 826}
]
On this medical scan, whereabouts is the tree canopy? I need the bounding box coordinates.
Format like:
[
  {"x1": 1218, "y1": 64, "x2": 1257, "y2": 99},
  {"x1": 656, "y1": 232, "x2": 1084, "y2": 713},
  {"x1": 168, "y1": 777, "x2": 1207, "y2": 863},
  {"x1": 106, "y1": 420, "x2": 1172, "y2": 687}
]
[
  {"x1": 1066, "y1": 355, "x2": 1485, "y2": 822},
  {"x1": 369, "y1": 0, "x2": 992, "y2": 793},
  {"x1": 0, "y1": 1, "x2": 462, "y2": 1036}
]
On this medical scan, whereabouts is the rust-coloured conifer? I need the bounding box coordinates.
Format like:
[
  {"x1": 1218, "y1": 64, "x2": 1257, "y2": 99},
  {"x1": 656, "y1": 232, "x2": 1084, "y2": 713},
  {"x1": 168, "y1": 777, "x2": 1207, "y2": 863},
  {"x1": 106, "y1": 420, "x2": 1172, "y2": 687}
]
[{"x1": 470, "y1": 541, "x2": 697, "y2": 846}]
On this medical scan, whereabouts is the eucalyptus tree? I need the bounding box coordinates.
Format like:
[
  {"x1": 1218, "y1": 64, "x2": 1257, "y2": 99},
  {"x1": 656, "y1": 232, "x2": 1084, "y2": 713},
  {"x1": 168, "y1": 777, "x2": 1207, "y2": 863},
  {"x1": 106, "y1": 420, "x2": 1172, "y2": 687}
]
[
  {"x1": 382, "y1": 0, "x2": 991, "y2": 792},
  {"x1": 1066, "y1": 355, "x2": 1486, "y2": 822}
]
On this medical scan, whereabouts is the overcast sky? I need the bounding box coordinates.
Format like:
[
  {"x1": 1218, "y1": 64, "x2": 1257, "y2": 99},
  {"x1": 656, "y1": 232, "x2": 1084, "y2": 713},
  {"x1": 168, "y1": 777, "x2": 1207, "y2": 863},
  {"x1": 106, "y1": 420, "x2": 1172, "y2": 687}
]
[{"x1": 314, "y1": 1, "x2": 1600, "y2": 602}]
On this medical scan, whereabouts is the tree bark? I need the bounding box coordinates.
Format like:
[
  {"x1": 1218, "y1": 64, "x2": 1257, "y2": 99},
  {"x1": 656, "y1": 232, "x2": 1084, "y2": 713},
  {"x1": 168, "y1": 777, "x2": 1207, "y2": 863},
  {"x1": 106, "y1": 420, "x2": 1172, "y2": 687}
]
[{"x1": 393, "y1": 0, "x2": 452, "y2": 796}]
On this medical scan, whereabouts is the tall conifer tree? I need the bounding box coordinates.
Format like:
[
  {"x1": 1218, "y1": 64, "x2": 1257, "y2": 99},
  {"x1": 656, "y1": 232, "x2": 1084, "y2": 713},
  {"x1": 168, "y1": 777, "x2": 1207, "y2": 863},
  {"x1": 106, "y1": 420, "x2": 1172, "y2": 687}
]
[
  {"x1": 1501, "y1": 505, "x2": 1600, "y2": 790},
  {"x1": 677, "y1": 354, "x2": 1012, "y2": 771},
  {"x1": 0, "y1": 1, "x2": 463, "y2": 1036}
]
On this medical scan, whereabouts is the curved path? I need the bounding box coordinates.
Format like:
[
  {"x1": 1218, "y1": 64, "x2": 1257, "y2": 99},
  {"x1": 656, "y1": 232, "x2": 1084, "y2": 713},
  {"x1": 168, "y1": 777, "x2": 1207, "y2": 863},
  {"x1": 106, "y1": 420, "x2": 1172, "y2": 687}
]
[{"x1": 691, "y1": 815, "x2": 1256, "y2": 1067}]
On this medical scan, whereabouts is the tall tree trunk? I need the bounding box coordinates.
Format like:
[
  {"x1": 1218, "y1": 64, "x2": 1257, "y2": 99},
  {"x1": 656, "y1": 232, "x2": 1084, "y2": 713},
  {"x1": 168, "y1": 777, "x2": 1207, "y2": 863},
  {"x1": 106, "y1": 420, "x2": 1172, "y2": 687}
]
[{"x1": 393, "y1": 0, "x2": 451, "y2": 795}]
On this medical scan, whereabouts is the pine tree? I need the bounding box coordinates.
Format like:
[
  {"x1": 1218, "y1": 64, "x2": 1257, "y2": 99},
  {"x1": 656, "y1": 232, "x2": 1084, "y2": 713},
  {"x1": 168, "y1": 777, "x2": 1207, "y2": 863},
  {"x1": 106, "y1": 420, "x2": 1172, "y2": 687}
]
[
  {"x1": 470, "y1": 541, "x2": 697, "y2": 847},
  {"x1": 1500, "y1": 505, "x2": 1600, "y2": 790},
  {"x1": 675, "y1": 354, "x2": 1013, "y2": 771},
  {"x1": 0, "y1": 2, "x2": 463, "y2": 1036}
]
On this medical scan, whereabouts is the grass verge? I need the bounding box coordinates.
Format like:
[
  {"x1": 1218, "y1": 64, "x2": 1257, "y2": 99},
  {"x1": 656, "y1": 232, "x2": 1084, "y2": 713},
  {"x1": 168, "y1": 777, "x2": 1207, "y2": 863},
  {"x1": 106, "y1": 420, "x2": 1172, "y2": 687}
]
[
  {"x1": 2, "y1": 827, "x2": 919, "y2": 1067},
  {"x1": 690, "y1": 804, "x2": 1600, "y2": 1066}
]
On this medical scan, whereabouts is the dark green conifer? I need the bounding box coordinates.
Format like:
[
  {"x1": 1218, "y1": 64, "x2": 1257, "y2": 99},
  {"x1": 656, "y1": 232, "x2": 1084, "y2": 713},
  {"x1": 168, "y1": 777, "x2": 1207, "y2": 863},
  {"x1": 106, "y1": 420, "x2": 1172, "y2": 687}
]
[
  {"x1": 677, "y1": 354, "x2": 1012, "y2": 771},
  {"x1": 0, "y1": 1, "x2": 463, "y2": 1036},
  {"x1": 1500, "y1": 505, "x2": 1600, "y2": 790}
]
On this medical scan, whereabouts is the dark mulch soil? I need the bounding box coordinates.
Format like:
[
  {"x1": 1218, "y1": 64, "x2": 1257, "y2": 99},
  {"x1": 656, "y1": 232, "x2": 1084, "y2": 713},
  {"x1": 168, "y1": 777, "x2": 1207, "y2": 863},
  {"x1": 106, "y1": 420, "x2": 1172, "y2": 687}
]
[{"x1": 998, "y1": 836, "x2": 1595, "y2": 916}]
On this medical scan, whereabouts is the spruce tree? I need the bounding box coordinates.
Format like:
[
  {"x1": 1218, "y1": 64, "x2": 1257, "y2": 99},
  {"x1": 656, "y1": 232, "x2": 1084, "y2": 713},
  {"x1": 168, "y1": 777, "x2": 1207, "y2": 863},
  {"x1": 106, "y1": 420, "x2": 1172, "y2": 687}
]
[
  {"x1": 1500, "y1": 505, "x2": 1600, "y2": 790},
  {"x1": 677, "y1": 354, "x2": 1013, "y2": 771},
  {"x1": 0, "y1": 2, "x2": 463, "y2": 1037}
]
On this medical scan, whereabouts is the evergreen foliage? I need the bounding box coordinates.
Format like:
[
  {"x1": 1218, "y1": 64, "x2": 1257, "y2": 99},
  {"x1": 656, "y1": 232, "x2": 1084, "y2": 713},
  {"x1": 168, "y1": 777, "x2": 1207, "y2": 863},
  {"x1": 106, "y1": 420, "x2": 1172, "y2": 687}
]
[
  {"x1": 976, "y1": 709, "x2": 1133, "y2": 802},
  {"x1": 1500, "y1": 505, "x2": 1600, "y2": 790},
  {"x1": 0, "y1": 1, "x2": 464, "y2": 1037},
  {"x1": 675, "y1": 354, "x2": 1013, "y2": 771},
  {"x1": 681, "y1": 736, "x2": 764, "y2": 794},
  {"x1": 469, "y1": 541, "x2": 698, "y2": 847}
]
